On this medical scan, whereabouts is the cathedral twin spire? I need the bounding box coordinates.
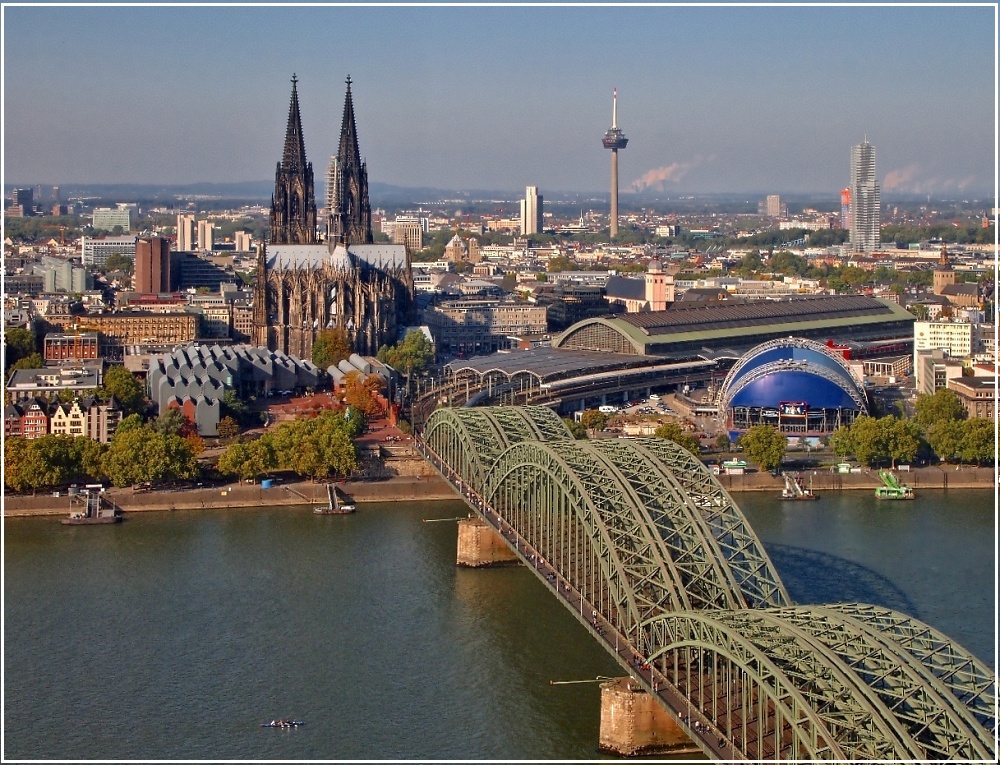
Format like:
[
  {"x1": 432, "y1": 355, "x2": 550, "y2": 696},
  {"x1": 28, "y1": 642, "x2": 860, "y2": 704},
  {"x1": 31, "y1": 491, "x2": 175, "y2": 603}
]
[{"x1": 269, "y1": 74, "x2": 372, "y2": 247}]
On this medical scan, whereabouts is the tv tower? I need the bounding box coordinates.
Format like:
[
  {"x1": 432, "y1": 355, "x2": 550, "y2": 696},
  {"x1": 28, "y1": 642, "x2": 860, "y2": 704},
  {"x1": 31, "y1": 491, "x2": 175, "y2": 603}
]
[{"x1": 602, "y1": 87, "x2": 629, "y2": 237}]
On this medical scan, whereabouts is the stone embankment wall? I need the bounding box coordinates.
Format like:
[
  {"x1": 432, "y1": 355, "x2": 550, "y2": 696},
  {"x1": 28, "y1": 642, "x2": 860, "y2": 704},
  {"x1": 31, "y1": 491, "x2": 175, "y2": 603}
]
[
  {"x1": 717, "y1": 465, "x2": 995, "y2": 493},
  {"x1": 3, "y1": 458, "x2": 992, "y2": 518},
  {"x1": 3, "y1": 474, "x2": 458, "y2": 517}
]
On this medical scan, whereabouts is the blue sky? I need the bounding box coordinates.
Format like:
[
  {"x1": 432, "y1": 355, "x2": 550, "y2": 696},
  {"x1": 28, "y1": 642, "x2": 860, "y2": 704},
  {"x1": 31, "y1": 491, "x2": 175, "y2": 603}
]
[{"x1": 3, "y1": 3, "x2": 996, "y2": 196}]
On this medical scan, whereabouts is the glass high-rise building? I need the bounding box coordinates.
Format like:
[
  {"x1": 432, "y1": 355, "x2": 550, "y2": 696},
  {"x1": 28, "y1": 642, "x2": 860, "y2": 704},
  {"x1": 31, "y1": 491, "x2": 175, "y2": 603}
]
[{"x1": 849, "y1": 138, "x2": 880, "y2": 252}]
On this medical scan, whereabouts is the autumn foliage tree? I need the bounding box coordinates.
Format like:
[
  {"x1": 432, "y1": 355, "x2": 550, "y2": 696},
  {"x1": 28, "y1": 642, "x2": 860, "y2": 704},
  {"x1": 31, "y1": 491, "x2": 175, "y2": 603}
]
[{"x1": 342, "y1": 371, "x2": 386, "y2": 418}]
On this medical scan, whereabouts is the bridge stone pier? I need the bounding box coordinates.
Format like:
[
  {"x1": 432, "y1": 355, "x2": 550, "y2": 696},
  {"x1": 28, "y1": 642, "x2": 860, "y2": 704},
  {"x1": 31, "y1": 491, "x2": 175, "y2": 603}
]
[
  {"x1": 599, "y1": 677, "x2": 696, "y2": 756},
  {"x1": 418, "y1": 405, "x2": 997, "y2": 761},
  {"x1": 456, "y1": 517, "x2": 518, "y2": 567}
]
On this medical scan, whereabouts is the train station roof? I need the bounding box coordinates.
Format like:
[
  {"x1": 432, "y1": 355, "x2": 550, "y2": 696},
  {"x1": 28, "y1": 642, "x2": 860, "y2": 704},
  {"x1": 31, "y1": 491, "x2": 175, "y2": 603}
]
[{"x1": 443, "y1": 347, "x2": 656, "y2": 384}]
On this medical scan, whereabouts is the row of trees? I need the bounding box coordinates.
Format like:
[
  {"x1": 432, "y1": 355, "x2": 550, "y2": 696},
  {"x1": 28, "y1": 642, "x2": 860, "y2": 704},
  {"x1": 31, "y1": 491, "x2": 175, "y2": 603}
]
[
  {"x1": 216, "y1": 410, "x2": 362, "y2": 482},
  {"x1": 4, "y1": 413, "x2": 200, "y2": 492},
  {"x1": 831, "y1": 389, "x2": 992, "y2": 467}
]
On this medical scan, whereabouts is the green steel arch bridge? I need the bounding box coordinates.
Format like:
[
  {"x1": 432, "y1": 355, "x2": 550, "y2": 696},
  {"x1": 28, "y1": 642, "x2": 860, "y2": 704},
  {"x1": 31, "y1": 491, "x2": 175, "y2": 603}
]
[{"x1": 416, "y1": 405, "x2": 997, "y2": 761}]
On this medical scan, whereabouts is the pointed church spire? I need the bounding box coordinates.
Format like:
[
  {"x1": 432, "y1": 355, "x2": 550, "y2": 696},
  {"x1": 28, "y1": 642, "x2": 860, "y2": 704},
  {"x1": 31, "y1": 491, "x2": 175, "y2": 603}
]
[
  {"x1": 338, "y1": 75, "x2": 361, "y2": 172},
  {"x1": 270, "y1": 74, "x2": 317, "y2": 244},
  {"x1": 328, "y1": 75, "x2": 373, "y2": 246},
  {"x1": 282, "y1": 74, "x2": 308, "y2": 174}
]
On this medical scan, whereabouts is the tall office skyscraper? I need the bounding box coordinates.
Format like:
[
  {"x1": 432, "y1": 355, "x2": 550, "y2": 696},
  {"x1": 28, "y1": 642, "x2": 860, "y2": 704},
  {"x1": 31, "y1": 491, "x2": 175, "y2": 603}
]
[
  {"x1": 849, "y1": 138, "x2": 880, "y2": 252},
  {"x1": 134, "y1": 237, "x2": 171, "y2": 294},
  {"x1": 520, "y1": 186, "x2": 543, "y2": 235},
  {"x1": 197, "y1": 219, "x2": 214, "y2": 251},
  {"x1": 177, "y1": 214, "x2": 195, "y2": 251},
  {"x1": 602, "y1": 88, "x2": 629, "y2": 238}
]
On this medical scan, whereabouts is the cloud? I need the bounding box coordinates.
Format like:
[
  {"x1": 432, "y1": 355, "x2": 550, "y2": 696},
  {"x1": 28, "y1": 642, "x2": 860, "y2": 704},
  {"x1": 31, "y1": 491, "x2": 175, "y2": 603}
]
[{"x1": 630, "y1": 155, "x2": 713, "y2": 192}]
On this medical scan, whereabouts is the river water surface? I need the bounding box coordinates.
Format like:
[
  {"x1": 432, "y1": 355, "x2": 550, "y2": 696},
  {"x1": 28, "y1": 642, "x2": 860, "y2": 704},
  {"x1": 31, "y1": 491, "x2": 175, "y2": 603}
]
[{"x1": 3, "y1": 489, "x2": 995, "y2": 760}]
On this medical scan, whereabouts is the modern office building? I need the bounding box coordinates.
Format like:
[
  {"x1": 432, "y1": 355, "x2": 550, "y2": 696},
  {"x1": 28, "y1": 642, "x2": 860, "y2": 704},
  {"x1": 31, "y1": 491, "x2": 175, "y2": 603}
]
[
  {"x1": 36, "y1": 255, "x2": 93, "y2": 293},
  {"x1": 134, "y1": 237, "x2": 172, "y2": 294},
  {"x1": 81, "y1": 236, "x2": 137, "y2": 268},
  {"x1": 234, "y1": 230, "x2": 253, "y2": 251},
  {"x1": 601, "y1": 88, "x2": 629, "y2": 237},
  {"x1": 91, "y1": 206, "x2": 131, "y2": 231},
  {"x1": 11, "y1": 188, "x2": 34, "y2": 215},
  {"x1": 764, "y1": 195, "x2": 782, "y2": 217},
  {"x1": 391, "y1": 217, "x2": 423, "y2": 252},
  {"x1": 849, "y1": 138, "x2": 880, "y2": 252},
  {"x1": 913, "y1": 319, "x2": 974, "y2": 366},
  {"x1": 177, "y1": 214, "x2": 196, "y2": 251},
  {"x1": 197, "y1": 220, "x2": 214, "y2": 251},
  {"x1": 520, "y1": 186, "x2": 543, "y2": 236}
]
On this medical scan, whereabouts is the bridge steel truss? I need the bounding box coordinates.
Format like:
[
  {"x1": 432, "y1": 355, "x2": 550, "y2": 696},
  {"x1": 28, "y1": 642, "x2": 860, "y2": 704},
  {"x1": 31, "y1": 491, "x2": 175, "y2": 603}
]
[
  {"x1": 643, "y1": 607, "x2": 996, "y2": 760},
  {"x1": 419, "y1": 405, "x2": 997, "y2": 761}
]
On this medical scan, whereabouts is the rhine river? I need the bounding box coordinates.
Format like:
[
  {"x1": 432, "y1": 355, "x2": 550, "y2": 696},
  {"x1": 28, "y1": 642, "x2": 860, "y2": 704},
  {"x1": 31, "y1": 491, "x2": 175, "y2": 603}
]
[{"x1": 4, "y1": 489, "x2": 995, "y2": 760}]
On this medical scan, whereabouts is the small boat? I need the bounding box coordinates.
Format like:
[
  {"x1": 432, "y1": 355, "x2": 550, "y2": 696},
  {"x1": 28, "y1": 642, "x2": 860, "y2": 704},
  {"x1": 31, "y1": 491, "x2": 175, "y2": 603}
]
[
  {"x1": 314, "y1": 483, "x2": 356, "y2": 515},
  {"x1": 261, "y1": 719, "x2": 305, "y2": 728},
  {"x1": 875, "y1": 469, "x2": 915, "y2": 500},
  {"x1": 61, "y1": 491, "x2": 124, "y2": 525},
  {"x1": 780, "y1": 472, "x2": 819, "y2": 501}
]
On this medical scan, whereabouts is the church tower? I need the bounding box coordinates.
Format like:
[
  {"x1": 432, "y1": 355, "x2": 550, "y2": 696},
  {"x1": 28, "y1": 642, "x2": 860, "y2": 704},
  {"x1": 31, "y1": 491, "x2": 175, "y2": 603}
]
[
  {"x1": 933, "y1": 246, "x2": 956, "y2": 296},
  {"x1": 327, "y1": 76, "x2": 373, "y2": 246},
  {"x1": 269, "y1": 75, "x2": 317, "y2": 244}
]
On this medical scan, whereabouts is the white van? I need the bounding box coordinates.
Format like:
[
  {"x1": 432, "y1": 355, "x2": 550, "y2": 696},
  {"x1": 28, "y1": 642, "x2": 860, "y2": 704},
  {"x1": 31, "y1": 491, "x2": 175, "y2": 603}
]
[
  {"x1": 648, "y1": 394, "x2": 661, "y2": 401},
  {"x1": 598, "y1": 405, "x2": 619, "y2": 414}
]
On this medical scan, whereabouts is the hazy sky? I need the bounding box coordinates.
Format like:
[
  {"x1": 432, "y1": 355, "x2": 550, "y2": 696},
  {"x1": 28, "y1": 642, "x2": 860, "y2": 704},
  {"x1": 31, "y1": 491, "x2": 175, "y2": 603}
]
[{"x1": 3, "y1": 3, "x2": 996, "y2": 197}]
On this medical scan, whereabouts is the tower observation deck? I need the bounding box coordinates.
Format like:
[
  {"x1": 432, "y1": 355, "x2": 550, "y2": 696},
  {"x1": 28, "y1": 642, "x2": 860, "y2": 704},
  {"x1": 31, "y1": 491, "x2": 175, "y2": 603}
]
[{"x1": 602, "y1": 88, "x2": 628, "y2": 237}]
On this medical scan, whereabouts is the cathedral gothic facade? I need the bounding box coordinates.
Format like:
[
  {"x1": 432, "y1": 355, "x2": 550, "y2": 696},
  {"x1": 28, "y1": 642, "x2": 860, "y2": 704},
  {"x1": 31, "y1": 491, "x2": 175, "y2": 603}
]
[{"x1": 253, "y1": 76, "x2": 413, "y2": 361}]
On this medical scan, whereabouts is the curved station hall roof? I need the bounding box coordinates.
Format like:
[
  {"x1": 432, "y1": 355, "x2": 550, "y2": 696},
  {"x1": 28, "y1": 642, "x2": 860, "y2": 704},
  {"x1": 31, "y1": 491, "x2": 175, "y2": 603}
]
[
  {"x1": 553, "y1": 295, "x2": 915, "y2": 357},
  {"x1": 440, "y1": 296, "x2": 913, "y2": 400},
  {"x1": 717, "y1": 337, "x2": 869, "y2": 415}
]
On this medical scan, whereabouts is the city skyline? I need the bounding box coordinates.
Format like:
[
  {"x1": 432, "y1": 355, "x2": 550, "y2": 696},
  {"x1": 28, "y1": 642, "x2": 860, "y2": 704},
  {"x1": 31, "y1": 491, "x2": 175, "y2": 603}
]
[{"x1": 2, "y1": 4, "x2": 996, "y2": 197}]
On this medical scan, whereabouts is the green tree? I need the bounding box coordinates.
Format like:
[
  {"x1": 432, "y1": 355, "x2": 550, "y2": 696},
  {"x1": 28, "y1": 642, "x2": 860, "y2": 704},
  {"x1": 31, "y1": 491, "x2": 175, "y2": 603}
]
[
  {"x1": 104, "y1": 252, "x2": 134, "y2": 275},
  {"x1": 714, "y1": 432, "x2": 731, "y2": 452},
  {"x1": 217, "y1": 438, "x2": 277, "y2": 482},
  {"x1": 579, "y1": 409, "x2": 609, "y2": 432},
  {"x1": 3, "y1": 437, "x2": 38, "y2": 492},
  {"x1": 830, "y1": 425, "x2": 854, "y2": 459},
  {"x1": 312, "y1": 327, "x2": 352, "y2": 369},
  {"x1": 3, "y1": 326, "x2": 37, "y2": 371},
  {"x1": 653, "y1": 422, "x2": 702, "y2": 456},
  {"x1": 914, "y1": 388, "x2": 966, "y2": 429},
  {"x1": 100, "y1": 365, "x2": 145, "y2": 415},
  {"x1": 883, "y1": 416, "x2": 921, "y2": 468},
  {"x1": 736, "y1": 425, "x2": 786, "y2": 471},
  {"x1": 9, "y1": 352, "x2": 44, "y2": 372},
  {"x1": 844, "y1": 415, "x2": 887, "y2": 467},
  {"x1": 377, "y1": 329, "x2": 435, "y2": 377},
  {"x1": 101, "y1": 426, "x2": 198, "y2": 487},
  {"x1": 266, "y1": 410, "x2": 360, "y2": 480},
  {"x1": 116, "y1": 413, "x2": 145, "y2": 432},
  {"x1": 562, "y1": 418, "x2": 588, "y2": 439},
  {"x1": 957, "y1": 418, "x2": 995, "y2": 465},
  {"x1": 221, "y1": 390, "x2": 252, "y2": 426},
  {"x1": 152, "y1": 407, "x2": 195, "y2": 437},
  {"x1": 925, "y1": 420, "x2": 964, "y2": 463}
]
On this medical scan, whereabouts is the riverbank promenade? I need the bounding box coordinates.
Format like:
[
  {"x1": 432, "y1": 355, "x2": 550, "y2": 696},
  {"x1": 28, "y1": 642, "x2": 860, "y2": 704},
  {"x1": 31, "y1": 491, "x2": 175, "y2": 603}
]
[{"x1": 2, "y1": 460, "x2": 993, "y2": 518}]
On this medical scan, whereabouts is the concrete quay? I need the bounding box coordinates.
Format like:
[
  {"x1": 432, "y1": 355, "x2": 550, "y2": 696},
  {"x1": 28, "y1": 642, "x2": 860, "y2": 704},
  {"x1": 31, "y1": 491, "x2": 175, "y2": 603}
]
[{"x1": 2, "y1": 460, "x2": 992, "y2": 519}]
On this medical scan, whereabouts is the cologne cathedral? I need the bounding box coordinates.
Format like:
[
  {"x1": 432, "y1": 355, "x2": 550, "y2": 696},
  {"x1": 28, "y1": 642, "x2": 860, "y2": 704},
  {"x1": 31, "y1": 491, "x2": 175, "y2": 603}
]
[{"x1": 253, "y1": 76, "x2": 413, "y2": 360}]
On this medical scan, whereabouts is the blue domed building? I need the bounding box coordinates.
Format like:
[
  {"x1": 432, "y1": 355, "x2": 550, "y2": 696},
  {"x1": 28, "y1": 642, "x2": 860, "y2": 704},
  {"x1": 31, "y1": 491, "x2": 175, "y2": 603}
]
[{"x1": 717, "y1": 337, "x2": 869, "y2": 438}]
